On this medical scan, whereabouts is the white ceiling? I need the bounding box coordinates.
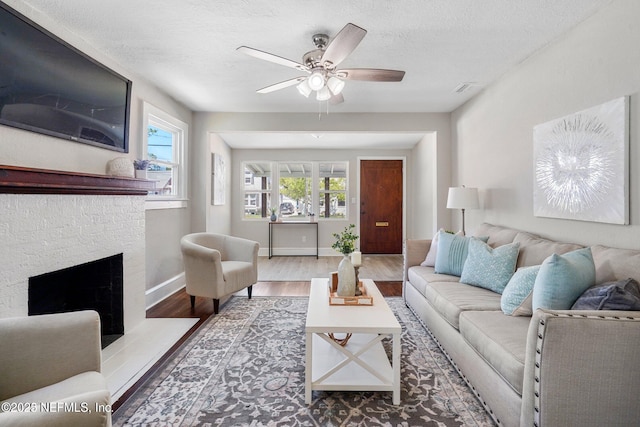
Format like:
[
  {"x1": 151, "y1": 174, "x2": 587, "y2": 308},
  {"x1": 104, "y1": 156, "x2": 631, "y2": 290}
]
[{"x1": 17, "y1": 0, "x2": 611, "y2": 148}]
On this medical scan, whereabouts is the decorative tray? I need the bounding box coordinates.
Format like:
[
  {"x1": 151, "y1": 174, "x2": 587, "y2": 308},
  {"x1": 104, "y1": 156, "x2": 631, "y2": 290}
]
[{"x1": 328, "y1": 277, "x2": 373, "y2": 306}]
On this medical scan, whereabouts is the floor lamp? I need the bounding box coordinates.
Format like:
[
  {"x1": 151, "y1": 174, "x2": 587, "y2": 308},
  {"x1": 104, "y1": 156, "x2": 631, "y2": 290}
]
[{"x1": 447, "y1": 186, "x2": 479, "y2": 235}]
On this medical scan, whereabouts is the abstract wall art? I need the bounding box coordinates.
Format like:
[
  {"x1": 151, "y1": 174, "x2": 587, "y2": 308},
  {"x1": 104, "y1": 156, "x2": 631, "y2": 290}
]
[
  {"x1": 533, "y1": 96, "x2": 629, "y2": 224},
  {"x1": 212, "y1": 153, "x2": 225, "y2": 205}
]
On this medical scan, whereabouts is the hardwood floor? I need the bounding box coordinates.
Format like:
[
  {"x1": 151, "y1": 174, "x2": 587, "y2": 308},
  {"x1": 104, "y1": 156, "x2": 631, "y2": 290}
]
[{"x1": 147, "y1": 280, "x2": 403, "y2": 320}]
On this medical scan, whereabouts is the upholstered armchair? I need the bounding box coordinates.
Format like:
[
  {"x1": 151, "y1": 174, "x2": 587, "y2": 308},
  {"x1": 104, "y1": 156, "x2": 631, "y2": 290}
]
[
  {"x1": 0, "y1": 310, "x2": 111, "y2": 427},
  {"x1": 180, "y1": 233, "x2": 259, "y2": 314}
]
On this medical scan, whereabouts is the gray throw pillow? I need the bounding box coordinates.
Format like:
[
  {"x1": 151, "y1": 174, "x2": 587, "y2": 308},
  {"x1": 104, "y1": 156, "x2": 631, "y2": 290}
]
[{"x1": 571, "y1": 278, "x2": 640, "y2": 310}]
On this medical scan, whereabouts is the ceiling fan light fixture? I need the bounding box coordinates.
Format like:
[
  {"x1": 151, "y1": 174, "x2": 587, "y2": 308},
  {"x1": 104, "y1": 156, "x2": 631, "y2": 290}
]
[
  {"x1": 296, "y1": 79, "x2": 312, "y2": 97},
  {"x1": 307, "y1": 71, "x2": 326, "y2": 91},
  {"x1": 327, "y1": 76, "x2": 345, "y2": 95},
  {"x1": 316, "y1": 86, "x2": 331, "y2": 101}
]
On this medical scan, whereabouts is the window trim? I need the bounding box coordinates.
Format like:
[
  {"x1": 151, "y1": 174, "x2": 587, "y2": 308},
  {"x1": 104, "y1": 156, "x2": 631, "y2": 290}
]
[{"x1": 141, "y1": 102, "x2": 188, "y2": 209}]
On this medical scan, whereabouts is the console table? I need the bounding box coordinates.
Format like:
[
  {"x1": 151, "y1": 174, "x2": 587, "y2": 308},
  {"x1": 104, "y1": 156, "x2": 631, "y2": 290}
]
[{"x1": 269, "y1": 221, "x2": 319, "y2": 259}]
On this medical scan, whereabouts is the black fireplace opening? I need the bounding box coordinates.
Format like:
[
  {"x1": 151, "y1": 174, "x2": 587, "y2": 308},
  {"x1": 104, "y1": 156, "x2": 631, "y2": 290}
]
[{"x1": 28, "y1": 253, "x2": 124, "y2": 349}]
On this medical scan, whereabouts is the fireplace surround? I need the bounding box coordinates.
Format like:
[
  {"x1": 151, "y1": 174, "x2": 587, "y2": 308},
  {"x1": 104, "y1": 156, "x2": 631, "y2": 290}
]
[{"x1": 0, "y1": 165, "x2": 154, "y2": 335}]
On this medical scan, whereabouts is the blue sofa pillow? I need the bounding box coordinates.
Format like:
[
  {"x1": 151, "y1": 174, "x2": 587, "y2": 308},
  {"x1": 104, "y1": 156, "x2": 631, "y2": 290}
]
[
  {"x1": 434, "y1": 232, "x2": 488, "y2": 277},
  {"x1": 532, "y1": 247, "x2": 595, "y2": 311},
  {"x1": 501, "y1": 265, "x2": 540, "y2": 316},
  {"x1": 460, "y1": 239, "x2": 520, "y2": 294}
]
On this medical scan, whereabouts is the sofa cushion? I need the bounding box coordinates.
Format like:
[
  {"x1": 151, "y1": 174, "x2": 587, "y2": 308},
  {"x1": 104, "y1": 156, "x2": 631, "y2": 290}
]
[
  {"x1": 459, "y1": 311, "x2": 530, "y2": 395},
  {"x1": 472, "y1": 223, "x2": 527, "y2": 247},
  {"x1": 572, "y1": 278, "x2": 640, "y2": 310},
  {"x1": 591, "y1": 244, "x2": 640, "y2": 284},
  {"x1": 532, "y1": 247, "x2": 596, "y2": 311},
  {"x1": 501, "y1": 265, "x2": 540, "y2": 316},
  {"x1": 513, "y1": 232, "x2": 583, "y2": 268},
  {"x1": 423, "y1": 281, "x2": 502, "y2": 330},
  {"x1": 407, "y1": 266, "x2": 460, "y2": 297},
  {"x1": 434, "y1": 232, "x2": 488, "y2": 276},
  {"x1": 460, "y1": 239, "x2": 520, "y2": 294}
]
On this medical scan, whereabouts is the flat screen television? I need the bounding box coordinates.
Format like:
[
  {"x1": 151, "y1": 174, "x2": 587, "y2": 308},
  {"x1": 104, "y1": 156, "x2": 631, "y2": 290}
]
[{"x1": 0, "y1": 2, "x2": 131, "y2": 152}]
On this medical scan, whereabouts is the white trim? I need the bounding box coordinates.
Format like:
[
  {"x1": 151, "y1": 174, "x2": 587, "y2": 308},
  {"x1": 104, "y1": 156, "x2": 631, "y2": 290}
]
[
  {"x1": 141, "y1": 101, "x2": 189, "y2": 206},
  {"x1": 258, "y1": 247, "x2": 342, "y2": 257},
  {"x1": 145, "y1": 199, "x2": 188, "y2": 210},
  {"x1": 145, "y1": 273, "x2": 186, "y2": 309}
]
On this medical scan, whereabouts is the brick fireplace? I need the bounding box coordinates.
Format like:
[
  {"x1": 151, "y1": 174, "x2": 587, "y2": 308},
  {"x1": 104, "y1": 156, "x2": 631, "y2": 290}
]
[{"x1": 0, "y1": 166, "x2": 154, "y2": 334}]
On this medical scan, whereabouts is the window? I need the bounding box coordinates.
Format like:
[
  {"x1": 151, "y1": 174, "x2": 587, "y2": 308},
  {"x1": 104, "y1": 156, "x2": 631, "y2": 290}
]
[
  {"x1": 142, "y1": 102, "x2": 188, "y2": 208},
  {"x1": 243, "y1": 162, "x2": 273, "y2": 219},
  {"x1": 279, "y1": 162, "x2": 312, "y2": 220},
  {"x1": 318, "y1": 162, "x2": 347, "y2": 219},
  {"x1": 242, "y1": 160, "x2": 348, "y2": 221}
]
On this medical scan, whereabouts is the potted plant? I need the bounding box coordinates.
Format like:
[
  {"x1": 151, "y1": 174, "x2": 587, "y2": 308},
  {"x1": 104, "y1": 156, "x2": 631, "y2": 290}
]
[
  {"x1": 332, "y1": 224, "x2": 359, "y2": 296},
  {"x1": 133, "y1": 159, "x2": 150, "y2": 179}
]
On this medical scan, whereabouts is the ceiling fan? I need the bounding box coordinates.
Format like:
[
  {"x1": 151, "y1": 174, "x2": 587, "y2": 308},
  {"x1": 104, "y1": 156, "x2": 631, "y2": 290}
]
[{"x1": 237, "y1": 23, "x2": 405, "y2": 104}]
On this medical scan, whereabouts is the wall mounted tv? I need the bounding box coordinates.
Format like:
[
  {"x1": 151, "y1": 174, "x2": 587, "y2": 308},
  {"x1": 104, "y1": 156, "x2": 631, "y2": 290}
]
[{"x1": 0, "y1": 3, "x2": 131, "y2": 152}]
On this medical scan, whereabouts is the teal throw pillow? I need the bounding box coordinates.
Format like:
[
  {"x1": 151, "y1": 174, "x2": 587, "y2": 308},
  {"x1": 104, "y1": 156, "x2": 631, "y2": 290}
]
[
  {"x1": 532, "y1": 247, "x2": 596, "y2": 311},
  {"x1": 501, "y1": 265, "x2": 540, "y2": 316},
  {"x1": 434, "y1": 232, "x2": 488, "y2": 277},
  {"x1": 460, "y1": 239, "x2": 520, "y2": 294}
]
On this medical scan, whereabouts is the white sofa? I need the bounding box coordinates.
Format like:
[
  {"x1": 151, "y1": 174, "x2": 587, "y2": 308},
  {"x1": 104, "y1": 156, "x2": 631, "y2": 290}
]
[
  {"x1": 403, "y1": 223, "x2": 640, "y2": 427},
  {"x1": 0, "y1": 310, "x2": 111, "y2": 426}
]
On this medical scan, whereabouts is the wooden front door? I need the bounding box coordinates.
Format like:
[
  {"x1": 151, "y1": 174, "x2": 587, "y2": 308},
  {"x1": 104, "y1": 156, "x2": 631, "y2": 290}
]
[{"x1": 359, "y1": 160, "x2": 403, "y2": 254}]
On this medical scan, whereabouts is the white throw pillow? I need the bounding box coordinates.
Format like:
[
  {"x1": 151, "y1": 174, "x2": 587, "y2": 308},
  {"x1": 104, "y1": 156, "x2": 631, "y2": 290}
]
[{"x1": 420, "y1": 229, "x2": 444, "y2": 267}]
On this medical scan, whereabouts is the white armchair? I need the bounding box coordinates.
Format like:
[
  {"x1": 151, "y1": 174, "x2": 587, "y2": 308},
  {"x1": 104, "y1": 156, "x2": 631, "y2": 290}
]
[
  {"x1": 180, "y1": 232, "x2": 259, "y2": 314},
  {"x1": 0, "y1": 310, "x2": 111, "y2": 427}
]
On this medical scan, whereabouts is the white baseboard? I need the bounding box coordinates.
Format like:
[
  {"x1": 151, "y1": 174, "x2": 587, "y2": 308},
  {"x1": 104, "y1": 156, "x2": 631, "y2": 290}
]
[
  {"x1": 258, "y1": 247, "x2": 339, "y2": 257},
  {"x1": 145, "y1": 273, "x2": 185, "y2": 310}
]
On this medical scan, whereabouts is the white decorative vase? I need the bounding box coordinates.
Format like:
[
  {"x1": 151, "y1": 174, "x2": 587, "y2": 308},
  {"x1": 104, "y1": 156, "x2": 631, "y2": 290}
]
[
  {"x1": 135, "y1": 169, "x2": 148, "y2": 179},
  {"x1": 337, "y1": 255, "x2": 356, "y2": 296}
]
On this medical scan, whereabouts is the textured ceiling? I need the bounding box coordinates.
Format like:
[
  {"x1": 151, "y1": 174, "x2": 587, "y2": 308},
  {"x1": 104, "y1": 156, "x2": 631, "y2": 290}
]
[{"x1": 18, "y1": 0, "x2": 611, "y2": 115}]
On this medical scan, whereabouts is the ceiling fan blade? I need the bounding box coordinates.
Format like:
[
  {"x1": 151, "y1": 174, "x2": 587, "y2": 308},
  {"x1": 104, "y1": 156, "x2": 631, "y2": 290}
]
[
  {"x1": 237, "y1": 46, "x2": 308, "y2": 72},
  {"x1": 256, "y1": 76, "x2": 307, "y2": 94},
  {"x1": 329, "y1": 93, "x2": 344, "y2": 105},
  {"x1": 336, "y1": 68, "x2": 405, "y2": 82},
  {"x1": 321, "y1": 23, "x2": 367, "y2": 69}
]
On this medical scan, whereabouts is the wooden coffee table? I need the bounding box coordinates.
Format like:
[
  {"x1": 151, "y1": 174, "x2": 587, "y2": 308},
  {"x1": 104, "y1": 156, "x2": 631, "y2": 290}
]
[{"x1": 304, "y1": 278, "x2": 402, "y2": 405}]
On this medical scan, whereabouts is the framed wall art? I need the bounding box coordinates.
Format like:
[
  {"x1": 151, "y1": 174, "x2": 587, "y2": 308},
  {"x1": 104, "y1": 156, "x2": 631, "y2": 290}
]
[
  {"x1": 212, "y1": 153, "x2": 225, "y2": 205},
  {"x1": 533, "y1": 96, "x2": 629, "y2": 224}
]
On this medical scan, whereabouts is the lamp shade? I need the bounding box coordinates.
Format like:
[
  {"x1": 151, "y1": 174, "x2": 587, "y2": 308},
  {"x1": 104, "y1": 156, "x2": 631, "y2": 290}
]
[
  {"x1": 316, "y1": 86, "x2": 331, "y2": 101},
  {"x1": 447, "y1": 187, "x2": 479, "y2": 210},
  {"x1": 296, "y1": 79, "x2": 312, "y2": 97},
  {"x1": 307, "y1": 71, "x2": 325, "y2": 91},
  {"x1": 327, "y1": 76, "x2": 345, "y2": 95}
]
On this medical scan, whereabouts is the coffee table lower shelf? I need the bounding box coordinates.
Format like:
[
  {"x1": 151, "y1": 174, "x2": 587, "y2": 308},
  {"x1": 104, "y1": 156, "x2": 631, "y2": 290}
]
[{"x1": 305, "y1": 332, "x2": 400, "y2": 404}]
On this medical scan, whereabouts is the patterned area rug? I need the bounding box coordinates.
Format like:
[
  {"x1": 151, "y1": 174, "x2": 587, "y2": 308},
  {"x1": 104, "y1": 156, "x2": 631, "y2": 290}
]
[{"x1": 113, "y1": 297, "x2": 495, "y2": 426}]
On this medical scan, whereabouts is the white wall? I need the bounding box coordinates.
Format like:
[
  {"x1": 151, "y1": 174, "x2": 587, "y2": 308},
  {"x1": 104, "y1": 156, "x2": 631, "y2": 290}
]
[
  {"x1": 0, "y1": 0, "x2": 194, "y2": 297},
  {"x1": 451, "y1": 0, "x2": 640, "y2": 249}
]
